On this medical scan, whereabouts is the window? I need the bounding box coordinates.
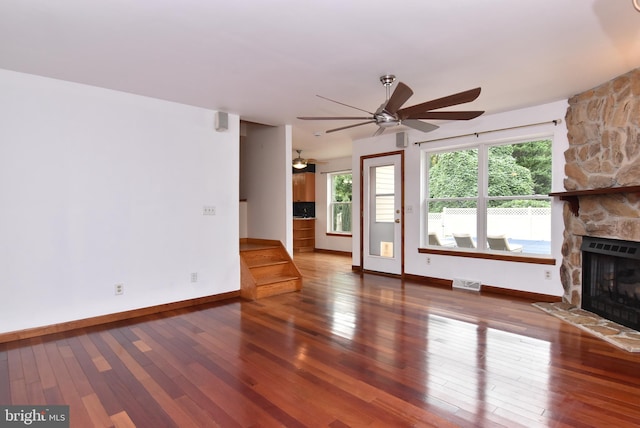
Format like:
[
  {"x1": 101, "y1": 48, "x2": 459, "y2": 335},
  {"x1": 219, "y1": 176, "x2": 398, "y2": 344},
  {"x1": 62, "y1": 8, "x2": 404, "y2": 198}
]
[
  {"x1": 328, "y1": 171, "x2": 352, "y2": 234},
  {"x1": 373, "y1": 165, "x2": 395, "y2": 223},
  {"x1": 425, "y1": 139, "x2": 552, "y2": 255}
]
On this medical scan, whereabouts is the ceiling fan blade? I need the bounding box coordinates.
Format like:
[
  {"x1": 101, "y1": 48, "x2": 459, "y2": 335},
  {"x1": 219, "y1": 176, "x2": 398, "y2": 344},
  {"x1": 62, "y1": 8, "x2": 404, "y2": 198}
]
[
  {"x1": 398, "y1": 87, "x2": 482, "y2": 119},
  {"x1": 405, "y1": 110, "x2": 485, "y2": 121},
  {"x1": 372, "y1": 126, "x2": 385, "y2": 137},
  {"x1": 297, "y1": 116, "x2": 373, "y2": 120},
  {"x1": 316, "y1": 94, "x2": 374, "y2": 115},
  {"x1": 326, "y1": 120, "x2": 376, "y2": 133},
  {"x1": 402, "y1": 119, "x2": 440, "y2": 133},
  {"x1": 383, "y1": 82, "x2": 413, "y2": 114}
]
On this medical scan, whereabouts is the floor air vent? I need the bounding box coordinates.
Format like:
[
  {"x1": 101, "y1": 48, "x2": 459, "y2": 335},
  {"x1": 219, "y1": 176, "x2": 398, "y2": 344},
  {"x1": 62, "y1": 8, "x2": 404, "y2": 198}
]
[{"x1": 452, "y1": 278, "x2": 482, "y2": 292}]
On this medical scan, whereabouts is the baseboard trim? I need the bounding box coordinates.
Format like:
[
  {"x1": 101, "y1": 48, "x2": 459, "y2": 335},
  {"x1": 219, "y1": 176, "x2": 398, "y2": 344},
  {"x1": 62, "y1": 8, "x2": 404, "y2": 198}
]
[
  {"x1": 403, "y1": 273, "x2": 561, "y2": 302},
  {"x1": 313, "y1": 248, "x2": 352, "y2": 257},
  {"x1": 480, "y1": 285, "x2": 561, "y2": 303},
  {"x1": 0, "y1": 291, "x2": 240, "y2": 344},
  {"x1": 403, "y1": 273, "x2": 452, "y2": 288},
  {"x1": 362, "y1": 269, "x2": 402, "y2": 279}
]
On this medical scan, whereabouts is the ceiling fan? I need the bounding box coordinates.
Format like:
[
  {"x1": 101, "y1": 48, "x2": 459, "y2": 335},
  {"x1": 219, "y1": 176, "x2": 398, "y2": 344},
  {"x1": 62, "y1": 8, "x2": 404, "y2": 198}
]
[
  {"x1": 292, "y1": 150, "x2": 325, "y2": 169},
  {"x1": 297, "y1": 75, "x2": 484, "y2": 136}
]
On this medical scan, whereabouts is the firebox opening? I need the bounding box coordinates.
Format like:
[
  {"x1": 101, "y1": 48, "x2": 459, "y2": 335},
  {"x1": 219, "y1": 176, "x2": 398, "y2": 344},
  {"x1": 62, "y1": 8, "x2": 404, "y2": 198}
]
[{"x1": 581, "y1": 236, "x2": 640, "y2": 331}]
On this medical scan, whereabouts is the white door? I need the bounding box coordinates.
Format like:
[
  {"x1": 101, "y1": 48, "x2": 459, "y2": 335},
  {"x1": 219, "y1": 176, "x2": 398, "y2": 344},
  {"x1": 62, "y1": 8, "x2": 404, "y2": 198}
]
[{"x1": 362, "y1": 153, "x2": 403, "y2": 275}]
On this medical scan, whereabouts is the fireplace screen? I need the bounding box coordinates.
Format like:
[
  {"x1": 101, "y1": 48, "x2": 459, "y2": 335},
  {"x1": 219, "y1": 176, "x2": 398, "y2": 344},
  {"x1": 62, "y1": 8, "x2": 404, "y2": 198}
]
[{"x1": 581, "y1": 236, "x2": 640, "y2": 331}]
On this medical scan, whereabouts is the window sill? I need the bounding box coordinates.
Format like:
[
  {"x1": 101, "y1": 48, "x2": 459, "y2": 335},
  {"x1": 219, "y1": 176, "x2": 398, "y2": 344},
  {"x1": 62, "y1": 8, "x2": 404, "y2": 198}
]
[
  {"x1": 418, "y1": 247, "x2": 556, "y2": 265},
  {"x1": 326, "y1": 233, "x2": 352, "y2": 238}
]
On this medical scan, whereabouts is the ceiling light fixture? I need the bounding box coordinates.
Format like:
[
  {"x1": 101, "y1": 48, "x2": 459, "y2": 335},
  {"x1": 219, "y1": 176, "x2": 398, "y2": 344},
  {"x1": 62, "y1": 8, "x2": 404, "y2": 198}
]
[
  {"x1": 292, "y1": 150, "x2": 308, "y2": 169},
  {"x1": 634, "y1": 0, "x2": 640, "y2": 12}
]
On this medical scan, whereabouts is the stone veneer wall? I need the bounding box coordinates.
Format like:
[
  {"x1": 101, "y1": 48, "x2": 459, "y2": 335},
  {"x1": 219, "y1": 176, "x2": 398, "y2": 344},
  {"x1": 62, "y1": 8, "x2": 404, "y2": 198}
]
[{"x1": 561, "y1": 68, "x2": 640, "y2": 305}]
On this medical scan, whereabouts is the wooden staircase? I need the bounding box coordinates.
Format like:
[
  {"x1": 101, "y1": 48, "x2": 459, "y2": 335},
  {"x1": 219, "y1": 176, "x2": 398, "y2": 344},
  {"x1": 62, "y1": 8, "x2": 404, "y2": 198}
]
[{"x1": 240, "y1": 239, "x2": 302, "y2": 300}]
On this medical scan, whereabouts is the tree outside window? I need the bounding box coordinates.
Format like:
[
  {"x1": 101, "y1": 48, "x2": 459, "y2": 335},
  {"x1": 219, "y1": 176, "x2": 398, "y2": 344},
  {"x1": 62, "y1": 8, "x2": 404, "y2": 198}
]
[{"x1": 329, "y1": 172, "x2": 352, "y2": 234}]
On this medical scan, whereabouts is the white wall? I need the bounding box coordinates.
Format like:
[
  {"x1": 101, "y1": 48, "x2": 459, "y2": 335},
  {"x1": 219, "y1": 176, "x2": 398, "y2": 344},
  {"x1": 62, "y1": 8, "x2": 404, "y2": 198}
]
[
  {"x1": 352, "y1": 100, "x2": 569, "y2": 297},
  {"x1": 0, "y1": 69, "x2": 240, "y2": 333},
  {"x1": 242, "y1": 123, "x2": 293, "y2": 253},
  {"x1": 315, "y1": 156, "x2": 353, "y2": 253},
  {"x1": 239, "y1": 201, "x2": 248, "y2": 239}
]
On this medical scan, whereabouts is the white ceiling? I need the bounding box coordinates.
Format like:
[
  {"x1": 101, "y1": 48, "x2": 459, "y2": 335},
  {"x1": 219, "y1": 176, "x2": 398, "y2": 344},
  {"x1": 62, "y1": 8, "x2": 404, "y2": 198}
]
[{"x1": 1, "y1": 0, "x2": 639, "y2": 161}]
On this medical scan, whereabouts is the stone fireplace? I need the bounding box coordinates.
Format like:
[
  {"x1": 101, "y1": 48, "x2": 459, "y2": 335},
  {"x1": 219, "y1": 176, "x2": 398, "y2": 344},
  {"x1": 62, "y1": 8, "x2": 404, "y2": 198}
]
[{"x1": 559, "y1": 67, "x2": 640, "y2": 313}]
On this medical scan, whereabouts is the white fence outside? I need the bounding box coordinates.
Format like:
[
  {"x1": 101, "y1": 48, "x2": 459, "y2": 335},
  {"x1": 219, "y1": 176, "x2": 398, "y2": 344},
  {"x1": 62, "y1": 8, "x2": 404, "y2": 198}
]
[{"x1": 428, "y1": 207, "x2": 551, "y2": 241}]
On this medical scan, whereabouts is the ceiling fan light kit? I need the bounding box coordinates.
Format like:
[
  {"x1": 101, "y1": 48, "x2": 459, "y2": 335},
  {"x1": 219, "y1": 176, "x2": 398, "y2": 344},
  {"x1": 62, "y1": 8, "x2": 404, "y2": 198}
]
[
  {"x1": 292, "y1": 150, "x2": 326, "y2": 169},
  {"x1": 298, "y1": 75, "x2": 485, "y2": 136},
  {"x1": 292, "y1": 150, "x2": 308, "y2": 169}
]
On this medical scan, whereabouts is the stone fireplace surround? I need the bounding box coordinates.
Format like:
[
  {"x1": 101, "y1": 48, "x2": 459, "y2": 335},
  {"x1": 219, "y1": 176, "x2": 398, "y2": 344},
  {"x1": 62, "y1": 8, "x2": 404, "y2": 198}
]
[{"x1": 560, "y1": 67, "x2": 640, "y2": 307}]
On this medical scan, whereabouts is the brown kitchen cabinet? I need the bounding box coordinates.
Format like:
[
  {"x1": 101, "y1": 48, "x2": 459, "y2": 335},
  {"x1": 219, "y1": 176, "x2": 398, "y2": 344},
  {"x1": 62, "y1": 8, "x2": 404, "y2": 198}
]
[
  {"x1": 293, "y1": 218, "x2": 315, "y2": 252},
  {"x1": 292, "y1": 172, "x2": 315, "y2": 202}
]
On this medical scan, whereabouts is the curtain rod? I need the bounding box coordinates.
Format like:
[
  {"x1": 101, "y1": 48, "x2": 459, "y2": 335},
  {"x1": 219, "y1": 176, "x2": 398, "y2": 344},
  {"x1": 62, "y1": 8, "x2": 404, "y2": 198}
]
[{"x1": 414, "y1": 119, "x2": 562, "y2": 146}]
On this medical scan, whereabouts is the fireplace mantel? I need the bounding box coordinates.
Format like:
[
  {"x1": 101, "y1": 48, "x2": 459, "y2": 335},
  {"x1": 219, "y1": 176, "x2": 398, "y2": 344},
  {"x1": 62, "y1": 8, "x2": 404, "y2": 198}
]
[{"x1": 549, "y1": 185, "x2": 640, "y2": 216}]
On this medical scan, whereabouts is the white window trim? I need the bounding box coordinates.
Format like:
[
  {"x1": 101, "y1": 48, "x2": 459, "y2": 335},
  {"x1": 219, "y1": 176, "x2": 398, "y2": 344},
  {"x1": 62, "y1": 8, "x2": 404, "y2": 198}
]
[{"x1": 327, "y1": 170, "x2": 352, "y2": 235}]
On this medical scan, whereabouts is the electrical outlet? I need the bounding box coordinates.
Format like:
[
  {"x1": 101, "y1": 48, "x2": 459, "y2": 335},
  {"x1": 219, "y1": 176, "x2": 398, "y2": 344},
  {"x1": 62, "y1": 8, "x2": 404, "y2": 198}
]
[
  {"x1": 544, "y1": 270, "x2": 552, "y2": 280},
  {"x1": 203, "y1": 206, "x2": 216, "y2": 215},
  {"x1": 191, "y1": 272, "x2": 198, "y2": 283},
  {"x1": 426, "y1": 257, "x2": 431, "y2": 265},
  {"x1": 114, "y1": 284, "x2": 124, "y2": 295}
]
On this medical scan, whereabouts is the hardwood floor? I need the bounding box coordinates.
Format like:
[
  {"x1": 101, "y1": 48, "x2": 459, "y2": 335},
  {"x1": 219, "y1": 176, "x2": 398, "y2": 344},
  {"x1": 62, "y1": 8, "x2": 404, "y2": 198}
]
[{"x1": 2, "y1": 252, "x2": 640, "y2": 427}]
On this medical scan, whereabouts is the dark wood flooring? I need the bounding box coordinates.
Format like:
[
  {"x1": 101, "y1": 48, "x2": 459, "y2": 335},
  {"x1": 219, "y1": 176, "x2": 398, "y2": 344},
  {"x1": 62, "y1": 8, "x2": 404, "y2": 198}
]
[{"x1": 2, "y1": 251, "x2": 640, "y2": 427}]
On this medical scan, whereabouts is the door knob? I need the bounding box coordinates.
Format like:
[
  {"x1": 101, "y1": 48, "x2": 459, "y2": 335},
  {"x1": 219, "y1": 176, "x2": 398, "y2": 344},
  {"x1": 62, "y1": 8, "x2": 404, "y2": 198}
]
[{"x1": 395, "y1": 219, "x2": 400, "y2": 223}]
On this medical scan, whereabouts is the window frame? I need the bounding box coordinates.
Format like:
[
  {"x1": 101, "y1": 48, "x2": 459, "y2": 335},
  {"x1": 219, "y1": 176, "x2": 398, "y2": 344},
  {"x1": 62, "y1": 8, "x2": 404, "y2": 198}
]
[
  {"x1": 372, "y1": 164, "x2": 396, "y2": 223},
  {"x1": 421, "y1": 135, "x2": 554, "y2": 261},
  {"x1": 327, "y1": 170, "x2": 353, "y2": 236}
]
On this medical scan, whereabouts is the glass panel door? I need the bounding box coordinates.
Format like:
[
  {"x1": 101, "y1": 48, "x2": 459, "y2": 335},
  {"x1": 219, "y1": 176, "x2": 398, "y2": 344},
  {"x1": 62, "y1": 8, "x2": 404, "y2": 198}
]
[{"x1": 363, "y1": 154, "x2": 402, "y2": 274}]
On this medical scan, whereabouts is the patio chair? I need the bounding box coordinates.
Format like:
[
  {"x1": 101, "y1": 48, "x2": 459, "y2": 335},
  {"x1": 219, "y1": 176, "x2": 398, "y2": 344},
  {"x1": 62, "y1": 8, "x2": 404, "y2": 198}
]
[
  {"x1": 453, "y1": 233, "x2": 476, "y2": 248},
  {"x1": 487, "y1": 234, "x2": 523, "y2": 252},
  {"x1": 428, "y1": 232, "x2": 453, "y2": 247}
]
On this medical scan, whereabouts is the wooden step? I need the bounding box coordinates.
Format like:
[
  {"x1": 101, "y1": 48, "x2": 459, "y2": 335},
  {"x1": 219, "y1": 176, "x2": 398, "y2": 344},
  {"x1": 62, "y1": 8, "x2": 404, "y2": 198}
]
[
  {"x1": 247, "y1": 259, "x2": 289, "y2": 269},
  {"x1": 255, "y1": 272, "x2": 300, "y2": 287},
  {"x1": 240, "y1": 239, "x2": 303, "y2": 301},
  {"x1": 255, "y1": 278, "x2": 302, "y2": 300},
  {"x1": 241, "y1": 250, "x2": 289, "y2": 268},
  {"x1": 240, "y1": 238, "x2": 281, "y2": 252},
  {"x1": 251, "y1": 262, "x2": 297, "y2": 279}
]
